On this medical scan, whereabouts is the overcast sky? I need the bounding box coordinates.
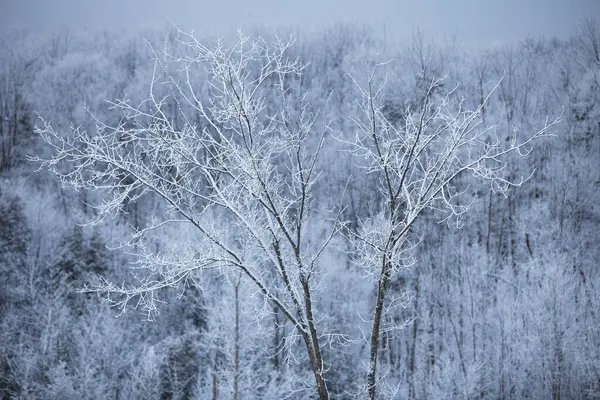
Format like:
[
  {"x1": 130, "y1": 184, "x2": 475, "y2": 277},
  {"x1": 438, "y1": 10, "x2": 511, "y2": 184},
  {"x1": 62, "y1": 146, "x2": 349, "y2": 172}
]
[{"x1": 1, "y1": 0, "x2": 598, "y2": 43}]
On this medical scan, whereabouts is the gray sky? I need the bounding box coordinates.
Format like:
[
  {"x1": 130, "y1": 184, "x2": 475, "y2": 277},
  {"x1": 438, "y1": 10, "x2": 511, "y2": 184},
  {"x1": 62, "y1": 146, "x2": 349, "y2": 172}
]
[{"x1": 1, "y1": 0, "x2": 598, "y2": 43}]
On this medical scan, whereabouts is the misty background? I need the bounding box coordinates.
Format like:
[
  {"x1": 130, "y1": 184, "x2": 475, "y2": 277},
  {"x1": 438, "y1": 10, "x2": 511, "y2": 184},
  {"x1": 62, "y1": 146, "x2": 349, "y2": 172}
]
[
  {"x1": 1, "y1": 1, "x2": 600, "y2": 399},
  {"x1": 2, "y1": 0, "x2": 599, "y2": 42}
]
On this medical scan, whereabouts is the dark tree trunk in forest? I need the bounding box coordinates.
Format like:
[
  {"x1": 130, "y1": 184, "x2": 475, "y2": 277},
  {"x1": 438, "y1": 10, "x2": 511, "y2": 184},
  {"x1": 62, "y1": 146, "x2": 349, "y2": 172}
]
[
  {"x1": 300, "y1": 279, "x2": 329, "y2": 400},
  {"x1": 367, "y1": 258, "x2": 393, "y2": 400},
  {"x1": 233, "y1": 278, "x2": 240, "y2": 400}
]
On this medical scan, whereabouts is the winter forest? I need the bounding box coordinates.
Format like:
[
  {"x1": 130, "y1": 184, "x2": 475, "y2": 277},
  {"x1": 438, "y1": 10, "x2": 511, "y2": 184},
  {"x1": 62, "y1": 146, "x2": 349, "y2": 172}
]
[{"x1": 1, "y1": 17, "x2": 599, "y2": 400}]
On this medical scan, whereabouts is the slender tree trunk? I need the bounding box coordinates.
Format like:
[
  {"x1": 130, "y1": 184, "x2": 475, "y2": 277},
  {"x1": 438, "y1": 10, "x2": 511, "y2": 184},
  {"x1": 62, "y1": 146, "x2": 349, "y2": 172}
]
[
  {"x1": 273, "y1": 305, "x2": 280, "y2": 371},
  {"x1": 212, "y1": 372, "x2": 218, "y2": 400},
  {"x1": 367, "y1": 259, "x2": 393, "y2": 400},
  {"x1": 300, "y1": 330, "x2": 329, "y2": 400},
  {"x1": 301, "y1": 279, "x2": 329, "y2": 400},
  {"x1": 409, "y1": 278, "x2": 419, "y2": 400},
  {"x1": 233, "y1": 279, "x2": 240, "y2": 400},
  {"x1": 313, "y1": 366, "x2": 329, "y2": 400}
]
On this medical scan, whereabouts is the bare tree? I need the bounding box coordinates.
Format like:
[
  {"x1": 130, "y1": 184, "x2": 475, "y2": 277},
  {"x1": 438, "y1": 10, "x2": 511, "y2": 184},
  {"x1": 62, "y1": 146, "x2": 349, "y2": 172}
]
[
  {"x1": 346, "y1": 63, "x2": 558, "y2": 399},
  {"x1": 34, "y1": 31, "x2": 340, "y2": 399}
]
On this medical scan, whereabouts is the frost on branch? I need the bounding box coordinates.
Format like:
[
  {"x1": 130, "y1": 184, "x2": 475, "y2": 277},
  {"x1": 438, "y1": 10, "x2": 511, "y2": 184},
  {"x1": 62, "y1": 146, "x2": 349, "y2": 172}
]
[
  {"x1": 33, "y1": 30, "x2": 338, "y2": 399},
  {"x1": 346, "y1": 63, "x2": 559, "y2": 399}
]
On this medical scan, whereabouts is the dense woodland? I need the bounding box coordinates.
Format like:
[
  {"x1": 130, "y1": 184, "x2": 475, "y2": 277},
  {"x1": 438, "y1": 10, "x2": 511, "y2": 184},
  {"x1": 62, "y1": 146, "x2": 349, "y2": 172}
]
[{"x1": 0, "y1": 19, "x2": 599, "y2": 399}]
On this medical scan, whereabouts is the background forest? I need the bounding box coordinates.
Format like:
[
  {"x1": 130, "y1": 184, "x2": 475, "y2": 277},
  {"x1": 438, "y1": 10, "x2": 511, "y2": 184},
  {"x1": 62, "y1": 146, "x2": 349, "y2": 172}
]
[{"x1": 1, "y1": 18, "x2": 599, "y2": 399}]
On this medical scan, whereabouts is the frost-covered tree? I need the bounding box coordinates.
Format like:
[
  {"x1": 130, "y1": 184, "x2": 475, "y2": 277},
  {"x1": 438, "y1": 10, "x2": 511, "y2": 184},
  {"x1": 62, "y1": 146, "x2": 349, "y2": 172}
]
[
  {"x1": 34, "y1": 29, "x2": 559, "y2": 399},
  {"x1": 36, "y1": 31, "x2": 339, "y2": 399},
  {"x1": 347, "y1": 64, "x2": 557, "y2": 398}
]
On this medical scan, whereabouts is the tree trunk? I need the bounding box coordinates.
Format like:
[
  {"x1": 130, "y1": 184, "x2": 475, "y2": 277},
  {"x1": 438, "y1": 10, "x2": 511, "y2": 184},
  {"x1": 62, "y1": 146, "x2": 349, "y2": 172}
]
[
  {"x1": 367, "y1": 259, "x2": 392, "y2": 400},
  {"x1": 212, "y1": 372, "x2": 218, "y2": 400},
  {"x1": 409, "y1": 279, "x2": 419, "y2": 400},
  {"x1": 233, "y1": 280, "x2": 240, "y2": 400},
  {"x1": 273, "y1": 305, "x2": 280, "y2": 371},
  {"x1": 301, "y1": 278, "x2": 329, "y2": 400},
  {"x1": 300, "y1": 330, "x2": 329, "y2": 400}
]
